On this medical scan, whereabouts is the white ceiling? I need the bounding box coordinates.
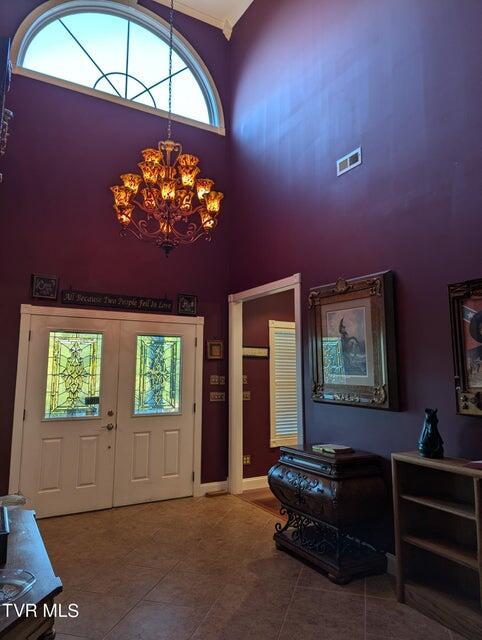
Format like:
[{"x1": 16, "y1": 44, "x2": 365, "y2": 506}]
[{"x1": 153, "y1": 0, "x2": 255, "y2": 38}]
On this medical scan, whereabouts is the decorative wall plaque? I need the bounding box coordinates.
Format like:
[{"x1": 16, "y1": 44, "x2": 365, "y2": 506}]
[
  {"x1": 61, "y1": 290, "x2": 172, "y2": 313},
  {"x1": 32, "y1": 274, "x2": 58, "y2": 300}
]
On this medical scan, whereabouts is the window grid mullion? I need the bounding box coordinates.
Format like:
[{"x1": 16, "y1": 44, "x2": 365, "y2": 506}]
[{"x1": 58, "y1": 17, "x2": 122, "y2": 98}]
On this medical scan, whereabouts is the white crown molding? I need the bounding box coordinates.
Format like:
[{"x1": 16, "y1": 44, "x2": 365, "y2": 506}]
[
  {"x1": 152, "y1": 0, "x2": 226, "y2": 31},
  {"x1": 151, "y1": 0, "x2": 254, "y2": 40}
]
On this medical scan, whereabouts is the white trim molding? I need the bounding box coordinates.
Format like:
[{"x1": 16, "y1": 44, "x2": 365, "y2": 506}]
[
  {"x1": 199, "y1": 480, "x2": 228, "y2": 495},
  {"x1": 17, "y1": 304, "x2": 205, "y2": 324},
  {"x1": 228, "y1": 274, "x2": 304, "y2": 495},
  {"x1": 152, "y1": 0, "x2": 255, "y2": 40},
  {"x1": 11, "y1": 0, "x2": 226, "y2": 135},
  {"x1": 242, "y1": 475, "x2": 268, "y2": 491}
]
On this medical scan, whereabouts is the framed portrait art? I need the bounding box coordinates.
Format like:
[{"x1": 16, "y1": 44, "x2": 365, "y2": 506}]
[
  {"x1": 449, "y1": 278, "x2": 482, "y2": 416},
  {"x1": 309, "y1": 271, "x2": 398, "y2": 410}
]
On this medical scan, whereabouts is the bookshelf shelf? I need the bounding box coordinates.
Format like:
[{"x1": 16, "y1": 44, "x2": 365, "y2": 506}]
[
  {"x1": 392, "y1": 452, "x2": 482, "y2": 640},
  {"x1": 400, "y1": 494, "x2": 476, "y2": 520}
]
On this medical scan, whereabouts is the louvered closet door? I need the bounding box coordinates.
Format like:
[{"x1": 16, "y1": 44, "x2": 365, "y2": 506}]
[
  {"x1": 269, "y1": 320, "x2": 298, "y2": 448},
  {"x1": 19, "y1": 315, "x2": 120, "y2": 518}
]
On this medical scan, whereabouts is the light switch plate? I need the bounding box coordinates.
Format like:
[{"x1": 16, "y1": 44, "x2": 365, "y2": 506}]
[
  {"x1": 243, "y1": 455, "x2": 251, "y2": 465},
  {"x1": 243, "y1": 375, "x2": 248, "y2": 384},
  {"x1": 210, "y1": 391, "x2": 226, "y2": 402},
  {"x1": 219, "y1": 375, "x2": 225, "y2": 385},
  {"x1": 243, "y1": 391, "x2": 251, "y2": 401},
  {"x1": 210, "y1": 375, "x2": 219, "y2": 385}
]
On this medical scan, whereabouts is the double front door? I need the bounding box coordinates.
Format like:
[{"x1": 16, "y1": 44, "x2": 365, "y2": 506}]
[{"x1": 17, "y1": 311, "x2": 201, "y2": 518}]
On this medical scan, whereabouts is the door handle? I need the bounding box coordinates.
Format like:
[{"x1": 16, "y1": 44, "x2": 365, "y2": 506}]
[{"x1": 101, "y1": 423, "x2": 115, "y2": 431}]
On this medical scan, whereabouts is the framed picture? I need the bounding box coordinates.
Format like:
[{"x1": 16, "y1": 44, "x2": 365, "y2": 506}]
[
  {"x1": 449, "y1": 278, "x2": 482, "y2": 416},
  {"x1": 177, "y1": 293, "x2": 198, "y2": 316},
  {"x1": 31, "y1": 274, "x2": 58, "y2": 300},
  {"x1": 207, "y1": 340, "x2": 224, "y2": 360},
  {"x1": 309, "y1": 271, "x2": 398, "y2": 410}
]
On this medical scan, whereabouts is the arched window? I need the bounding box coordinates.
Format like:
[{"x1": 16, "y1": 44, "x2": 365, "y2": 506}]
[{"x1": 12, "y1": 0, "x2": 224, "y2": 132}]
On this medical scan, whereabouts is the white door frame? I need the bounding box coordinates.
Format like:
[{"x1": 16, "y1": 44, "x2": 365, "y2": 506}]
[
  {"x1": 228, "y1": 274, "x2": 303, "y2": 495},
  {"x1": 9, "y1": 304, "x2": 205, "y2": 500}
]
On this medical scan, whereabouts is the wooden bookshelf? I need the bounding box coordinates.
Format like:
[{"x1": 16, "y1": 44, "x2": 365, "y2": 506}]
[{"x1": 392, "y1": 452, "x2": 482, "y2": 640}]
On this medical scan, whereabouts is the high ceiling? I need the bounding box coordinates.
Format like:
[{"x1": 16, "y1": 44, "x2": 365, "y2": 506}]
[{"x1": 154, "y1": 0, "x2": 255, "y2": 38}]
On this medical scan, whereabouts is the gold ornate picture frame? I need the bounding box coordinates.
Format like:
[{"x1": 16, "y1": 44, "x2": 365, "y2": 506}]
[
  {"x1": 309, "y1": 271, "x2": 398, "y2": 410},
  {"x1": 449, "y1": 278, "x2": 482, "y2": 416}
]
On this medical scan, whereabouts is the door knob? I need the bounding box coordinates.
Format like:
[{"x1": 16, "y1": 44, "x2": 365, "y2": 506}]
[{"x1": 101, "y1": 423, "x2": 115, "y2": 431}]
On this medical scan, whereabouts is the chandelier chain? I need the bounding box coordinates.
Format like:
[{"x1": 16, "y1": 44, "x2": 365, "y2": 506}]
[{"x1": 167, "y1": 0, "x2": 174, "y2": 140}]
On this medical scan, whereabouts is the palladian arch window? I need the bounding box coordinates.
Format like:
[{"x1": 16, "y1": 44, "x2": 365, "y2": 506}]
[{"x1": 14, "y1": 1, "x2": 223, "y2": 130}]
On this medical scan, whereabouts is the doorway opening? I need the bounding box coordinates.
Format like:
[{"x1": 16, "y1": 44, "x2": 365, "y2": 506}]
[{"x1": 228, "y1": 274, "x2": 303, "y2": 495}]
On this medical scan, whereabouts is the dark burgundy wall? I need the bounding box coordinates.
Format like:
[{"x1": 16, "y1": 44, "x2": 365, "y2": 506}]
[
  {"x1": 230, "y1": 0, "x2": 482, "y2": 464},
  {"x1": 0, "y1": 0, "x2": 230, "y2": 492},
  {"x1": 242, "y1": 290, "x2": 294, "y2": 478}
]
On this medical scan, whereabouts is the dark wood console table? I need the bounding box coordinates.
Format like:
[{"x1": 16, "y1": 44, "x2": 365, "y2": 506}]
[
  {"x1": 0, "y1": 509, "x2": 62, "y2": 639},
  {"x1": 268, "y1": 445, "x2": 388, "y2": 584}
]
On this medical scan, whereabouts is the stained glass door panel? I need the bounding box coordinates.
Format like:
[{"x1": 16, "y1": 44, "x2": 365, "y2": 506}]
[
  {"x1": 134, "y1": 335, "x2": 181, "y2": 415},
  {"x1": 44, "y1": 331, "x2": 103, "y2": 419}
]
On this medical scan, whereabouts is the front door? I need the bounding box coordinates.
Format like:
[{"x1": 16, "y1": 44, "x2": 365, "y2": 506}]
[
  {"x1": 18, "y1": 312, "x2": 199, "y2": 518},
  {"x1": 20, "y1": 315, "x2": 120, "y2": 518},
  {"x1": 113, "y1": 320, "x2": 196, "y2": 506}
]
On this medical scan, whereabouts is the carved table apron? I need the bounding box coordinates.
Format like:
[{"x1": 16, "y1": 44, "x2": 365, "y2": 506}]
[{"x1": 268, "y1": 445, "x2": 387, "y2": 584}]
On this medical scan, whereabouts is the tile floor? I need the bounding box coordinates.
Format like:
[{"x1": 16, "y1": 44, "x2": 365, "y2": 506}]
[{"x1": 38, "y1": 494, "x2": 460, "y2": 640}]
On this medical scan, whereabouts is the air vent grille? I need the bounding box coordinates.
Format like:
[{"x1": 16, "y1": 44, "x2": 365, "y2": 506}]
[{"x1": 337, "y1": 147, "x2": 362, "y2": 176}]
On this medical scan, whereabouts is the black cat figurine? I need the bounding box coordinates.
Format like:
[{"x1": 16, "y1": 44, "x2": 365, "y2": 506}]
[{"x1": 418, "y1": 408, "x2": 444, "y2": 459}]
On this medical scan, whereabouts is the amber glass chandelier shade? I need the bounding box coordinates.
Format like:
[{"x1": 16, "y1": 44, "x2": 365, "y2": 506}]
[
  {"x1": 111, "y1": 139, "x2": 224, "y2": 255},
  {"x1": 179, "y1": 166, "x2": 200, "y2": 188},
  {"x1": 116, "y1": 205, "x2": 133, "y2": 225},
  {"x1": 141, "y1": 148, "x2": 163, "y2": 165},
  {"x1": 141, "y1": 188, "x2": 159, "y2": 211},
  {"x1": 138, "y1": 162, "x2": 159, "y2": 185},
  {"x1": 161, "y1": 179, "x2": 177, "y2": 201},
  {"x1": 178, "y1": 153, "x2": 199, "y2": 168},
  {"x1": 200, "y1": 210, "x2": 217, "y2": 230},
  {"x1": 121, "y1": 173, "x2": 143, "y2": 194},
  {"x1": 205, "y1": 191, "x2": 224, "y2": 213},
  {"x1": 111, "y1": 186, "x2": 132, "y2": 207},
  {"x1": 196, "y1": 179, "x2": 214, "y2": 201}
]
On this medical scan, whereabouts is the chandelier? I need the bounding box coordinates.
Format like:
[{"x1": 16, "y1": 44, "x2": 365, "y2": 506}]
[{"x1": 110, "y1": 1, "x2": 224, "y2": 256}]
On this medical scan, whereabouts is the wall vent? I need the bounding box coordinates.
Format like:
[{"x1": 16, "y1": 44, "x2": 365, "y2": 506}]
[{"x1": 337, "y1": 147, "x2": 362, "y2": 176}]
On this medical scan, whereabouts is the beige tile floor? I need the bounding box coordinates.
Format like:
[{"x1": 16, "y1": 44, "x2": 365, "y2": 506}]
[{"x1": 38, "y1": 494, "x2": 459, "y2": 640}]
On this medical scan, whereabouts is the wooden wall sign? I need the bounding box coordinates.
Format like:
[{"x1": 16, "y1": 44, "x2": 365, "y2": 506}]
[{"x1": 61, "y1": 290, "x2": 172, "y2": 313}]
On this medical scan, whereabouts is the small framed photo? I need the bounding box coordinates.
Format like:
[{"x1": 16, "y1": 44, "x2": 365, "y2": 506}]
[
  {"x1": 177, "y1": 293, "x2": 198, "y2": 317},
  {"x1": 207, "y1": 340, "x2": 224, "y2": 360},
  {"x1": 31, "y1": 274, "x2": 58, "y2": 300}
]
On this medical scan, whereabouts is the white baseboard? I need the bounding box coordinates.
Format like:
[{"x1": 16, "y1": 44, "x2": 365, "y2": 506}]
[
  {"x1": 242, "y1": 475, "x2": 268, "y2": 491},
  {"x1": 386, "y1": 552, "x2": 396, "y2": 576},
  {"x1": 198, "y1": 481, "x2": 228, "y2": 495}
]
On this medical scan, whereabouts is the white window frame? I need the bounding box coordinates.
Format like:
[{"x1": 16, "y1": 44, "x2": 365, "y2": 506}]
[
  {"x1": 269, "y1": 319, "x2": 298, "y2": 449},
  {"x1": 10, "y1": 0, "x2": 226, "y2": 136}
]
